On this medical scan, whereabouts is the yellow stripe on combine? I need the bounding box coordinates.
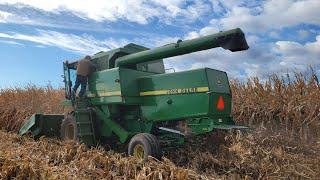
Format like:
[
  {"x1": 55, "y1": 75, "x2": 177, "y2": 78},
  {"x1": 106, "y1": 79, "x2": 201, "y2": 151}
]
[
  {"x1": 140, "y1": 90, "x2": 168, "y2": 96},
  {"x1": 99, "y1": 91, "x2": 122, "y2": 97},
  {"x1": 197, "y1": 87, "x2": 210, "y2": 92},
  {"x1": 87, "y1": 91, "x2": 122, "y2": 97},
  {"x1": 140, "y1": 87, "x2": 209, "y2": 96}
]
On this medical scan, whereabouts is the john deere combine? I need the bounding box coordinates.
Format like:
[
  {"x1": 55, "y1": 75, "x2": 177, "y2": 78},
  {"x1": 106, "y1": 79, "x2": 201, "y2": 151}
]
[{"x1": 19, "y1": 28, "x2": 249, "y2": 159}]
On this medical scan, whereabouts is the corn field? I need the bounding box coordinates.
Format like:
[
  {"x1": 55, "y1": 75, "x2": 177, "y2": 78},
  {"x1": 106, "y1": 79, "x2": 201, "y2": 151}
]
[
  {"x1": 0, "y1": 72, "x2": 319, "y2": 179},
  {"x1": 0, "y1": 85, "x2": 64, "y2": 132},
  {"x1": 231, "y1": 71, "x2": 320, "y2": 140}
]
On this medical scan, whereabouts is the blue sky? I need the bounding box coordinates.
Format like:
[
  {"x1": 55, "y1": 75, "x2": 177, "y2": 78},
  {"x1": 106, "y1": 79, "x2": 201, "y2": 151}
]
[{"x1": 0, "y1": 0, "x2": 319, "y2": 88}]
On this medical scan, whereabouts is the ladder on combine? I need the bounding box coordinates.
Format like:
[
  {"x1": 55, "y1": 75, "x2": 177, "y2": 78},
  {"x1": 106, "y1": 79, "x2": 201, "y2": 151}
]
[{"x1": 75, "y1": 100, "x2": 96, "y2": 146}]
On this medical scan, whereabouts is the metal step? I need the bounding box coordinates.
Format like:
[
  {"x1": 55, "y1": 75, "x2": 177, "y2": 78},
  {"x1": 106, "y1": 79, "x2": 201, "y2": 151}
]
[{"x1": 75, "y1": 109, "x2": 96, "y2": 146}]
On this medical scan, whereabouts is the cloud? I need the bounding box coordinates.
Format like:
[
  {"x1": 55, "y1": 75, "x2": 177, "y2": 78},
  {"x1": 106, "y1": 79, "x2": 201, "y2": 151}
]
[
  {"x1": 0, "y1": 7, "x2": 161, "y2": 38},
  {"x1": 0, "y1": 30, "x2": 129, "y2": 54},
  {"x1": 184, "y1": 19, "x2": 219, "y2": 39},
  {"x1": 0, "y1": 10, "x2": 11, "y2": 22},
  {"x1": 0, "y1": 0, "x2": 210, "y2": 25},
  {"x1": 0, "y1": 39, "x2": 24, "y2": 46},
  {"x1": 210, "y1": 0, "x2": 320, "y2": 33},
  {"x1": 275, "y1": 35, "x2": 320, "y2": 66}
]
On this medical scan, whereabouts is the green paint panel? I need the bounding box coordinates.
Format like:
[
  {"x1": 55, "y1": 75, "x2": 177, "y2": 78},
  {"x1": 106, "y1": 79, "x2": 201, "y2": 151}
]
[
  {"x1": 206, "y1": 69, "x2": 231, "y2": 94},
  {"x1": 88, "y1": 68, "x2": 154, "y2": 105},
  {"x1": 119, "y1": 68, "x2": 154, "y2": 97},
  {"x1": 19, "y1": 114, "x2": 64, "y2": 137},
  {"x1": 141, "y1": 93, "x2": 209, "y2": 121},
  {"x1": 138, "y1": 68, "x2": 232, "y2": 121},
  {"x1": 90, "y1": 96, "x2": 123, "y2": 105},
  {"x1": 94, "y1": 107, "x2": 131, "y2": 143},
  {"x1": 88, "y1": 68, "x2": 121, "y2": 95},
  {"x1": 139, "y1": 68, "x2": 208, "y2": 91}
]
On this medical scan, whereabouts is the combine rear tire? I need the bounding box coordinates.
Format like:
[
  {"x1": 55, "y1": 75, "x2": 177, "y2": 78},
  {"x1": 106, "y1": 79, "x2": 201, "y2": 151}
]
[
  {"x1": 128, "y1": 133, "x2": 161, "y2": 161},
  {"x1": 60, "y1": 115, "x2": 78, "y2": 141}
]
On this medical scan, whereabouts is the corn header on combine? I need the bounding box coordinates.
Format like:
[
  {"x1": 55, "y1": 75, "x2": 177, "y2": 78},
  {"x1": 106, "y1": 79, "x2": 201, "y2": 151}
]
[{"x1": 19, "y1": 28, "x2": 249, "y2": 159}]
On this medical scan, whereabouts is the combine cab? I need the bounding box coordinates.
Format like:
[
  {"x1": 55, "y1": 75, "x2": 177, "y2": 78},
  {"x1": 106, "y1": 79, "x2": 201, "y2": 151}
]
[{"x1": 20, "y1": 28, "x2": 249, "y2": 160}]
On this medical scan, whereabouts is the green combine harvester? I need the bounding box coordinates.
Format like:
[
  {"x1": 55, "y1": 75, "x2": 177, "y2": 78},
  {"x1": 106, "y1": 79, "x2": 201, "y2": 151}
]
[{"x1": 19, "y1": 28, "x2": 249, "y2": 160}]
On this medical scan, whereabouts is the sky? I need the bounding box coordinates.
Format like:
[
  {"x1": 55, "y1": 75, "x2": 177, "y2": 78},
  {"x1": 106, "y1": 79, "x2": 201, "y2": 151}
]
[{"x1": 0, "y1": 0, "x2": 319, "y2": 88}]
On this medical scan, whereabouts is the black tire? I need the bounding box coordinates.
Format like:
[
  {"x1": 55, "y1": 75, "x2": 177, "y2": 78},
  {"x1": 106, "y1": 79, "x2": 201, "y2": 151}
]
[
  {"x1": 60, "y1": 115, "x2": 78, "y2": 141},
  {"x1": 128, "y1": 133, "x2": 161, "y2": 161},
  {"x1": 142, "y1": 133, "x2": 161, "y2": 158}
]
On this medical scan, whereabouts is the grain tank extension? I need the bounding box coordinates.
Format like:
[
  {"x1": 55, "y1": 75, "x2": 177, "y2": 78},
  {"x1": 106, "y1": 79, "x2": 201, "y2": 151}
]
[{"x1": 19, "y1": 28, "x2": 249, "y2": 160}]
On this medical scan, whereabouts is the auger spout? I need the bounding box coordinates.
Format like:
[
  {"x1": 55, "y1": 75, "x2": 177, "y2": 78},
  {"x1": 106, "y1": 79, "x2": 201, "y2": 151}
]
[{"x1": 115, "y1": 28, "x2": 249, "y2": 67}]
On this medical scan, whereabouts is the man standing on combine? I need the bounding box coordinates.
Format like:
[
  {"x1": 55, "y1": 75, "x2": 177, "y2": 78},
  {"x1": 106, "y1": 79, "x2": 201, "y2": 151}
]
[{"x1": 73, "y1": 55, "x2": 96, "y2": 98}]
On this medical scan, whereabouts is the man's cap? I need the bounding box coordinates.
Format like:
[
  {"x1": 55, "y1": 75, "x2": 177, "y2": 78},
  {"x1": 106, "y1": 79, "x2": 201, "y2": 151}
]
[{"x1": 84, "y1": 55, "x2": 91, "y2": 60}]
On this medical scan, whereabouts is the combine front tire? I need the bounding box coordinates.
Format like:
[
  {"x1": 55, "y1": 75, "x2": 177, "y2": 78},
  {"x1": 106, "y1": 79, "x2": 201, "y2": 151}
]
[
  {"x1": 128, "y1": 133, "x2": 161, "y2": 161},
  {"x1": 60, "y1": 115, "x2": 78, "y2": 141}
]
